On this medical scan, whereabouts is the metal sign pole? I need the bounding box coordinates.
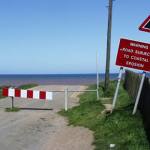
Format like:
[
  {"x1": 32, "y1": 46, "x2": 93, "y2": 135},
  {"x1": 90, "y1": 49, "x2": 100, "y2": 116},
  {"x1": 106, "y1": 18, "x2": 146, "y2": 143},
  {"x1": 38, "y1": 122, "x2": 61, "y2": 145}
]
[
  {"x1": 112, "y1": 67, "x2": 123, "y2": 110},
  {"x1": 65, "y1": 88, "x2": 68, "y2": 111},
  {"x1": 132, "y1": 72, "x2": 146, "y2": 115}
]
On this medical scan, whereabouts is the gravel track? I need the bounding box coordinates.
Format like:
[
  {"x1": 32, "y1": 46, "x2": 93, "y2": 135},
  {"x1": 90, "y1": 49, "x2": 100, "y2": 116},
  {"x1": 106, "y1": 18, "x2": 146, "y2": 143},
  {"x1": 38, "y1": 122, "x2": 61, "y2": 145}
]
[{"x1": 0, "y1": 85, "x2": 94, "y2": 150}]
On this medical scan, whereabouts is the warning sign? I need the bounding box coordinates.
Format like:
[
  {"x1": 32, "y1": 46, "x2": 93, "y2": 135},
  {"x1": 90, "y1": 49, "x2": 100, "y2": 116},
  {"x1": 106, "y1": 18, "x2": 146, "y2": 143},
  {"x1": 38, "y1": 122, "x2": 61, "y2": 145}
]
[
  {"x1": 116, "y1": 38, "x2": 150, "y2": 72},
  {"x1": 139, "y1": 15, "x2": 150, "y2": 33}
]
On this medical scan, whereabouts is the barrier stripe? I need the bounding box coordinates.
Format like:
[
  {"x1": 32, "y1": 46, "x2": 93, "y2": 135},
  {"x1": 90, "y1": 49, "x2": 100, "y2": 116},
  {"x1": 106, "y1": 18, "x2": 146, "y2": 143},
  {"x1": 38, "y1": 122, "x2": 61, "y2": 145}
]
[
  {"x1": 15, "y1": 89, "x2": 21, "y2": 97},
  {"x1": 27, "y1": 90, "x2": 33, "y2": 99},
  {"x1": 2, "y1": 88, "x2": 52, "y2": 101},
  {"x1": 40, "y1": 91, "x2": 46, "y2": 99},
  {"x1": 9, "y1": 89, "x2": 15, "y2": 97},
  {"x1": 46, "y1": 92, "x2": 52, "y2": 100},
  {"x1": 33, "y1": 90, "x2": 39, "y2": 99},
  {"x1": 2, "y1": 88, "x2": 8, "y2": 96},
  {"x1": 21, "y1": 90, "x2": 27, "y2": 98}
]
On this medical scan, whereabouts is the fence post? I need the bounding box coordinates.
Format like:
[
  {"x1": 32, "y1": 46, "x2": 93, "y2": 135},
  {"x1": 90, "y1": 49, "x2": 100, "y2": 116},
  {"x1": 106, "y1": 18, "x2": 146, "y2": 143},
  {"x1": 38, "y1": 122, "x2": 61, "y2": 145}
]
[
  {"x1": 11, "y1": 97, "x2": 14, "y2": 109},
  {"x1": 65, "y1": 88, "x2": 68, "y2": 111},
  {"x1": 132, "y1": 72, "x2": 146, "y2": 115},
  {"x1": 97, "y1": 89, "x2": 99, "y2": 100},
  {"x1": 112, "y1": 67, "x2": 123, "y2": 110}
]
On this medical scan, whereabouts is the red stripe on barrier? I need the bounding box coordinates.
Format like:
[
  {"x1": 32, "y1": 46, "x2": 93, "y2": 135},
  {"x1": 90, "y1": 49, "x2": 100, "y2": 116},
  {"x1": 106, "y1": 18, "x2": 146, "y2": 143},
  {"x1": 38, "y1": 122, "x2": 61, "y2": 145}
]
[
  {"x1": 2, "y1": 88, "x2": 8, "y2": 97},
  {"x1": 27, "y1": 90, "x2": 33, "y2": 99},
  {"x1": 40, "y1": 91, "x2": 46, "y2": 99},
  {"x1": 2, "y1": 88, "x2": 52, "y2": 100},
  {"x1": 15, "y1": 89, "x2": 21, "y2": 97}
]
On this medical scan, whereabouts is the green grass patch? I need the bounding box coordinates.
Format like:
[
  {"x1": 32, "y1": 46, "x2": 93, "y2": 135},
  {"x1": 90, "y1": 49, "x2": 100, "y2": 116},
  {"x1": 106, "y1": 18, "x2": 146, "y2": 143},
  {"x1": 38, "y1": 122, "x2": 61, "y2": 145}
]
[
  {"x1": 5, "y1": 107, "x2": 20, "y2": 112},
  {"x1": 59, "y1": 81, "x2": 150, "y2": 150},
  {"x1": 18, "y1": 83, "x2": 38, "y2": 89}
]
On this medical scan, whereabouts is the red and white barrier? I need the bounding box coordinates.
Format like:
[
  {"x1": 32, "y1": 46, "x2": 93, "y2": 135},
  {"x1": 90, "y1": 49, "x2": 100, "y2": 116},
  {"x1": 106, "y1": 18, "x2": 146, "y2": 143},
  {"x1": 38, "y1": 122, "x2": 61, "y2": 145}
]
[{"x1": 2, "y1": 88, "x2": 53, "y2": 101}]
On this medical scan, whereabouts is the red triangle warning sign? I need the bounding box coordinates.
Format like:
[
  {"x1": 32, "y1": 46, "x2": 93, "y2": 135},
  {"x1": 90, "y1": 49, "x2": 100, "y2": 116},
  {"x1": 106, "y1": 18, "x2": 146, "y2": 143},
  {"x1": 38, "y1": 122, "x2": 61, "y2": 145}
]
[{"x1": 139, "y1": 15, "x2": 150, "y2": 33}]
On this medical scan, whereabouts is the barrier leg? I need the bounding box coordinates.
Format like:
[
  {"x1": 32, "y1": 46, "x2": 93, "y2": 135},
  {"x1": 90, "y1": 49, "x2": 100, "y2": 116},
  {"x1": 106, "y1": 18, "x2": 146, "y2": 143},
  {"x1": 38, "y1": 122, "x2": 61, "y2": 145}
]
[
  {"x1": 132, "y1": 72, "x2": 146, "y2": 115},
  {"x1": 65, "y1": 88, "x2": 68, "y2": 111},
  {"x1": 12, "y1": 97, "x2": 14, "y2": 109},
  {"x1": 112, "y1": 67, "x2": 123, "y2": 111}
]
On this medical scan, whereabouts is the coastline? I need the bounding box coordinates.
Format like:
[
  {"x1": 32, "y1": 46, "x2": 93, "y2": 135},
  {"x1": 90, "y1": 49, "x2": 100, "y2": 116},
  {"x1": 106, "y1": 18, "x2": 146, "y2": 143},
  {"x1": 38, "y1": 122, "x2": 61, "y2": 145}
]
[{"x1": 0, "y1": 74, "x2": 118, "y2": 86}]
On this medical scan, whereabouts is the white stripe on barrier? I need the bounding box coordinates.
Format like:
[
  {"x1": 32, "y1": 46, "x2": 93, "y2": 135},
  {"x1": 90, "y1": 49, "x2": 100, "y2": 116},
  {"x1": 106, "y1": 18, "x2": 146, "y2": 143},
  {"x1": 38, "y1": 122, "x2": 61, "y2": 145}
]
[
  {"x1": 21, "y1": 90, "x2": 27, "y2": 98},
  {"x1": 33, "y1": 90, "x2": 39, "y2": 99},
  {"x1": 9, "y1": 88, "x2": 15, "y2": 97},
  {"x1": 46, "y1": 92, "x2": 52, "y2": 100}
]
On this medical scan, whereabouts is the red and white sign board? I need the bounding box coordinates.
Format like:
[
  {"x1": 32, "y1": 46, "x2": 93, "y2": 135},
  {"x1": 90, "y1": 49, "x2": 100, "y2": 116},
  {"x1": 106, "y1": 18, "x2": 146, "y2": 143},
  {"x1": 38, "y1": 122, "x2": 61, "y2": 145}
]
[
  {"x1": 2, "y1": 88, "x2": 53, "y2": 101},
  {"x1": 116, "y1": 38, "x2": 150, "y2": 72},
  {"x1": 139, "y1": 15, "x2": 150, "y2": 33}
]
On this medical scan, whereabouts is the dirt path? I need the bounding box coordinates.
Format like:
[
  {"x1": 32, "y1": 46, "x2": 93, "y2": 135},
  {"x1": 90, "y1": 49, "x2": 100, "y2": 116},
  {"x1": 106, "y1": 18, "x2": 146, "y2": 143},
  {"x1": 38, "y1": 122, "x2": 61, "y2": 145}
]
[{"x1": 0, "y1": 85, "x2": 94, "y2": 150}]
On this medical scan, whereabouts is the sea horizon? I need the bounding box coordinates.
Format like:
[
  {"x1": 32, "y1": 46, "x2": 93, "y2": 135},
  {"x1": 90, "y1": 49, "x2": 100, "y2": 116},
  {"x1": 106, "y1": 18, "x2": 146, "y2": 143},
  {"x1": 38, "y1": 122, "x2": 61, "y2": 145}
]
[
  {"x1": 0, "y1": 73, "x2": 119, "y2": 86},
  {"x1": 0, "y1": 73, "x2": 118, "y2": 75}
]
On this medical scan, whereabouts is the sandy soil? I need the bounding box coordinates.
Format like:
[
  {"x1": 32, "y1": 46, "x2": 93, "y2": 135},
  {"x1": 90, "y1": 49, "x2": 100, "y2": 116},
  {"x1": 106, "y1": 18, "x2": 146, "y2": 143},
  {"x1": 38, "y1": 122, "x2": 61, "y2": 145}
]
[{"x1": 0, "y1": 85, "x2": 94, "y2": 150}]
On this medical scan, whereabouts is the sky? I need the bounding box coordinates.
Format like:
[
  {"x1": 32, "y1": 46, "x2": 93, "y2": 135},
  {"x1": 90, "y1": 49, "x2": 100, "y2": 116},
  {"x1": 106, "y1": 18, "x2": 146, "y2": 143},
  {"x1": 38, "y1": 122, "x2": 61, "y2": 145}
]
[{"x1": 0, "y1": 0, "x2": 149, "y2": 74}]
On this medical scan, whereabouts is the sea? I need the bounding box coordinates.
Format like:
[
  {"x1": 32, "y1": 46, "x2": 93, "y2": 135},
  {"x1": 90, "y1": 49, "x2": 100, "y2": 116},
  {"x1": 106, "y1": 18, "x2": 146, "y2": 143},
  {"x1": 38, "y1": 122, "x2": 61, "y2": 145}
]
[{"x1": 0, "y1": 74, "x2": 118, "y2": 86}]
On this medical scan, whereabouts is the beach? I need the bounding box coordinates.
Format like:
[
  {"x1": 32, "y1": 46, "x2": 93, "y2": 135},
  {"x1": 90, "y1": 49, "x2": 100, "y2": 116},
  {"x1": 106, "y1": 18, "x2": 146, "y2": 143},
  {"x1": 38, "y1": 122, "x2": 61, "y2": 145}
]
[{"x1": 0, "y1": 85, "x2": 95, "y2": 150}]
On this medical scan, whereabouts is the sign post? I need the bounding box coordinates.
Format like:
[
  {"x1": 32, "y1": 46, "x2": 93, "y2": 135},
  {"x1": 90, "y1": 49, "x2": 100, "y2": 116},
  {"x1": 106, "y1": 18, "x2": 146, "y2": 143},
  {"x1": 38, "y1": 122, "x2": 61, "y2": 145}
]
[
  {"x1": 114, "y1": 38, "x2": 150, "y2": 113},
  {"x1": 132, "y1": 15, "x2": 150, "y2": 114},
  {"x1": 112, "y1": 67, "x2": 123, "y2": 110},
  {"x1": 132, "y1": 72, "x2": 146, "y2": 114}
]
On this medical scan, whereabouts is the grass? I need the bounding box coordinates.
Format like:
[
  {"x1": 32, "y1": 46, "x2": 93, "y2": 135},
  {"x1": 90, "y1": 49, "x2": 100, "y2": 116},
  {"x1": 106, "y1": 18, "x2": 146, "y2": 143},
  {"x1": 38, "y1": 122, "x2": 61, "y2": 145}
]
[
  {"x1": 18, "y1": 83, "x2": 38, "y2": 89},
  {"x1": 5, "y1": 107, "x2": 20, "y2": 112},
  {"x1": 59, "y1": 81, "x2": 150, "y2": 150}
]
